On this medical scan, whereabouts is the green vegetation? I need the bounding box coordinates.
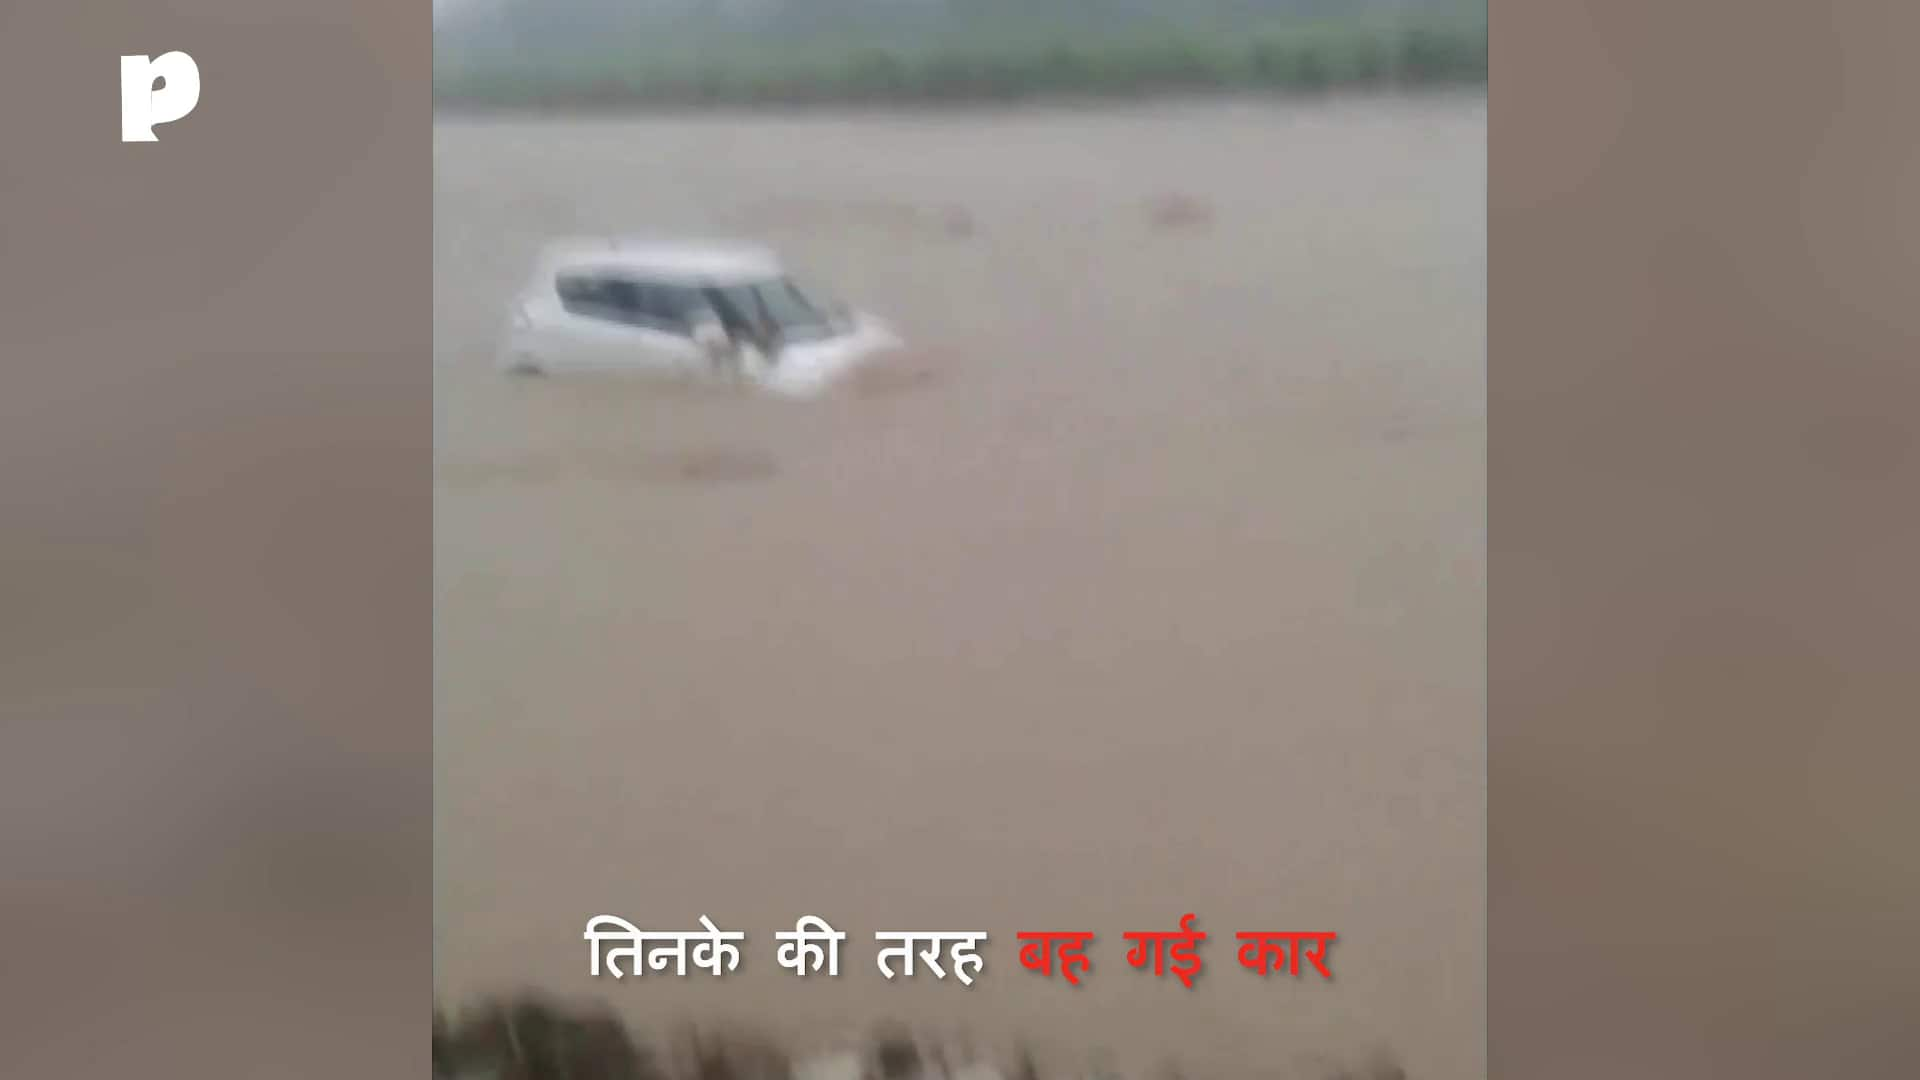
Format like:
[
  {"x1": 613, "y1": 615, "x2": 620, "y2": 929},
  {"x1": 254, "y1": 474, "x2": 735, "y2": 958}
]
[{"x1": 434, "y1": 13, "x2": 1485, "y2": 110}]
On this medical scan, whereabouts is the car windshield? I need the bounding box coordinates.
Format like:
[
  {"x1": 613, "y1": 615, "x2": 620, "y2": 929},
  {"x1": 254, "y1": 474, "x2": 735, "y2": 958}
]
[{"x1": 705, "y1": 277, "x2": 842, "y2": 343}]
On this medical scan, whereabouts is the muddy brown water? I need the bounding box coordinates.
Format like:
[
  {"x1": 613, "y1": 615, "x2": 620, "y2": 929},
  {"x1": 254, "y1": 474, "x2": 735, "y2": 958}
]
[{"x1": 435, "y1": 95, "x2": 1485, "y2": 1080}]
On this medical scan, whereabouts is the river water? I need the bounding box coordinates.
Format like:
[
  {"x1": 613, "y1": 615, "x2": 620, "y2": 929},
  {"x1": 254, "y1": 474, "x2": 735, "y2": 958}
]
[{"x1": 434, "y1": 94, "x2": 1485, "y2": 1080}]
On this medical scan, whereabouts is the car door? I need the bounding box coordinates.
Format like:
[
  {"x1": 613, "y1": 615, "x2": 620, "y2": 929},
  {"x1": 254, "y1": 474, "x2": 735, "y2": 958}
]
[
  {"x1": 536, "y1": 271, "x2": 709, "y2": 374},
  {"x1": 574, "y1": 276, "x2": 711, "y2": 373},
  {"x1": 584, "y1": 278, "x2": 672, "y2": 371},
  {"x1": 623, "y1": 280, "x2": 708, "y2": 374}
]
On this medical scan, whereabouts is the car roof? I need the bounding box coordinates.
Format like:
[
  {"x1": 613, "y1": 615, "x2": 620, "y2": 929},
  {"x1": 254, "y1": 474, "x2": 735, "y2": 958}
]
[{"x1": 535, "y1": 237, "x2": 784, "y2": 284}]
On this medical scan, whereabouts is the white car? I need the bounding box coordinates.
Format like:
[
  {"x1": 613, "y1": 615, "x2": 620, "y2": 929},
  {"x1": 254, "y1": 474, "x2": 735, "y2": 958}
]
[{"x1": 496, "y1": 238, "x2": 902, "y2": 397}]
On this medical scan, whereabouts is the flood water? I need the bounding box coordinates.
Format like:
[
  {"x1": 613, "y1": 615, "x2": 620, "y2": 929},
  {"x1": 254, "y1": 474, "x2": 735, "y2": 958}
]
[{"x1": 435, "y1": 95, "x2": 1485, "y2": 1080}]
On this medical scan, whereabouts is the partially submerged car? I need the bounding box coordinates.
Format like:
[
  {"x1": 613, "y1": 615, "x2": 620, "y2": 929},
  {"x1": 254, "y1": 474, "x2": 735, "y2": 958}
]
[{"x1": 496, "y1": 238, "x2": 902, "y2": 396}]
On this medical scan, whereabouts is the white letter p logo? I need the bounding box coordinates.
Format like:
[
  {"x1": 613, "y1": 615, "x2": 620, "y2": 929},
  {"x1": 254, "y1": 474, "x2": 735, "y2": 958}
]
[{"x1": 121, "y1": 52, "x2": 201, "y2": 142}]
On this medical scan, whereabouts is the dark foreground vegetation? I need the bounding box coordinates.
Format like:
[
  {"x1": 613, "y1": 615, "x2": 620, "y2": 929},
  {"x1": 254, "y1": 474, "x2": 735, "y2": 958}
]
[
  {"x1": 435, "y1": 2, "x2": 1484, "y2": 110},
  {"x1": 433, "y1": 993, "x2": 1409, "y2": 1080}
]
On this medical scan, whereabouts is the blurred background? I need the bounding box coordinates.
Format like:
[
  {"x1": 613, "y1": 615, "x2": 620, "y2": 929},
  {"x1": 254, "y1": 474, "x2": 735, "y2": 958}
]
[{"x1": 434, "y1": 1, "x2": 1485, "y2": 108}]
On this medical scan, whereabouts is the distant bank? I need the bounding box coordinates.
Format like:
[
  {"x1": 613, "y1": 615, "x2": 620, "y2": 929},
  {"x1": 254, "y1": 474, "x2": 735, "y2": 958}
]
[{"x1": 434, "y1": 18, "x2": 1485, "y2": 112}]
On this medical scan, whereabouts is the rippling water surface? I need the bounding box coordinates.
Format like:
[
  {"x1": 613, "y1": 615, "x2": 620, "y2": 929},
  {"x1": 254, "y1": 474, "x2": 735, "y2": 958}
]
[{"x1": 435, "y1": 95, "x2": 1485, "y2": 1080}]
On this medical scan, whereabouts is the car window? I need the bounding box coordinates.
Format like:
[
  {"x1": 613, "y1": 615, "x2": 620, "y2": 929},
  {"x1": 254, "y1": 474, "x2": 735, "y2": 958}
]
[
  {"x1": 554, "y1": 272, "x2": 699, "y2": 336},
  {"x1": 707, "y1": 284, "x2": 766, "y2": 335},
  {"x1": 758, "y1": 279, "x2": 829, "y2": 335},
  {"x1": 601, "y1": 278, "x2": 643, "y2": 319},
  {"x1": 556, "y1": 273, "x2": 611, "y2": 316},
  {"x1": 636, "y1": 282, "x2": 707, "y2": 328}
]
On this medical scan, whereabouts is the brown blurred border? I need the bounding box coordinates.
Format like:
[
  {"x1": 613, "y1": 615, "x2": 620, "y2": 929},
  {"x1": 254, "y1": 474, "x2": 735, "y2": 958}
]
[
  {"x1": 1491, "y1": 2, "x2": 1920, "y2": 1077},
  {"x1": 7, "y1": 0, "x2": 1920, "y2": 1077},
  {"x1": 0, "y1": 3, "x2": 429, "y2": 1078}
]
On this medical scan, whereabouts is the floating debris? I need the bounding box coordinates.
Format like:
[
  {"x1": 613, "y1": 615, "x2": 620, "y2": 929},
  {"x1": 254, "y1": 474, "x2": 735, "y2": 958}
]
[{"x1": 1145, "y1": 193, "x2": 1214, "y2": 229}]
